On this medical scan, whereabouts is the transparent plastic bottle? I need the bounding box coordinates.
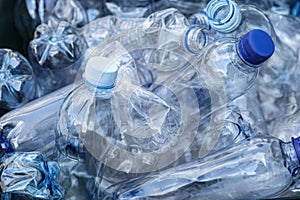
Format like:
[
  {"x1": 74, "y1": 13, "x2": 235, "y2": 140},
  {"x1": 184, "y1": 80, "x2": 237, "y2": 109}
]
[
  {"x1": 14, "y1": 0, "x2": 57, "y2": 51},
  {"x1": 81, "y1": 15, "x2": 145, "y2": 49},
  {"x1": 0, "y1": 152, "x2": 64, "y2": 199},
  {"x1": 0, "y1": 83, "x2": 78, "y2": 159},
  {"x1": 48, "y1": 0, "x2": 88, "y2": 28},
  {"x1": 0, "y1": 49, "x2": 37, "y2": 110},
  {"x1": 198, "y1": 29, "x2": 274, "y2": 101},
  {"x1": 165, "y1": 0, "x2": 210, "y2": 16},
  {"x1": 14, "y1": 0, "x2": 88, "y2": 51},
  {"x1": 141, "y1": 8, "x2": 211, "y2": 55},
  {"x1": 28, "y1": 21, "x2": 87, "y2": 96},
  {"x1": 105, "y1": 136, "x2": 300, "y2": 200},
  {"x1": 105, "y1": 0, "x2": 155, "y2": 18},
  {"x1": 189, "y1": 0, "x2": 276, "y2": 41}
]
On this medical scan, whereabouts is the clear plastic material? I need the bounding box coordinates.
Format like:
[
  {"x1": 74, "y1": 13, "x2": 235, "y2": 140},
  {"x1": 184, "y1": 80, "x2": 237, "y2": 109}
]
[
  {"x1": 0, "y1": 152, "x2": 64, "y2": 199},
  {"x1": 81, "y1": 16, "x2": 145, "y2": 49},
  {"x1": 197, "y1": 35, "x2": 269, "y2": 101},
  {"x1": 253, "y1": 11, "x2": 300, "y2": 127},
  {"x1": 140, "y1": 8, "x2": 210, "y2": 54},
  {"x1": 166, "y1": 0, "x2": 210, "y2": 16},
  {"x1": 190, "y1": 1, "x2": 276, "y2": 42},
  {"x1": 105, "y1": 0, "x2": 155, "y2": 18},
  {"x1": 47, "y1": 0, "x2": 88, "y2": 28},
  {"x1": 28, "y1": 21, "x2": 87, "y2": 96},
  {"x1": 104, "y1": 136, "x2": 298, "y2": 200},
  {"x1": 0, "y1": 83, "x2": 78, "y2": 158},
  {"x1": 0, "y1": 49, "x2": 37, "y2": 110},
  {"x1": 14, "y1": 0, "x2": 88, "y2": 51}
]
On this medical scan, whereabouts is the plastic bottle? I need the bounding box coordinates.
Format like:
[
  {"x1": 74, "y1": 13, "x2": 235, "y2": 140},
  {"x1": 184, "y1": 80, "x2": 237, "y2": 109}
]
[
  {"x1": 28, "y1": 21, "x2": 87, "y2": 96},
  {"x1": 253, "y1": 11, "x2": 300, "y2": 126},
  {"x1": 0, "y1": 83, "x2": 78, "y2": 159},
  {"x1": 165, "y1": 0, "x2": 210, "y2": 16},
  {"x1": 0, "y1": 49, "x2": 37, "y2": 110},
  {"x1": 48, "y1": 0, "x2": 88, "y2": 28},
  {"x1": 14, "y1": 0, "x2": 88, "y2": 52},
  {"x1": 56, "y1": 54, "x2": 205, "y2": 198},
  {"x1": 104, "y1": 136, "x2": 300, "y2": 200},
  {"x1": 0, "y1": 152, "x2": 64, "y2": 199},
  {"x1": 189, "y1": 0, "x2": 276, "y2": 41},
  {"x1": 197, "y1": 29, "x2": 274, "y2": 101},
  {"x1": 172, "y1": 88, "x2": 267, "y2": 167},
  {"x1": 104, "y1": 0, "x2": 155, "y2": 18},
  {"x1": 81, "y1": 15, "x2": 145, "y2": 49},
  {"x1": 14, "y1": 0, "x2": 57, "y2": 51},
  {"x1": 140, "y1": 8, "x2": 211, "y2": 55}
]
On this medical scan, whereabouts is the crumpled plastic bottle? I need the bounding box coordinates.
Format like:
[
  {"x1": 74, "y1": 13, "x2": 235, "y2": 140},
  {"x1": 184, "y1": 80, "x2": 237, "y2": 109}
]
[
  {"x1": 0, "y1": 152, "x2": 64, "y2": 199},
  {"x1": 0, "y1": 49, "x2": 37, "y2": 110},
  {"x1": 28, "y1": 21, "x2": 87, "y2": 96},
  {"x1": 104, "y1": 136, "x2": 300, "y2": 200}
]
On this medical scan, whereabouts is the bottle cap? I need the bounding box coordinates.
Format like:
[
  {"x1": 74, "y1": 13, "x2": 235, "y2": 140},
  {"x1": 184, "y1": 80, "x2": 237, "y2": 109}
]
[
  {"x1": 85, "y1": 56, "x2": 118, "y2": 88},
  {"x1": 238, "y1": 29, "x2": 275, "y2": 66},
  {"x1": 292, "y1": 137, "x2": 300, "y2": 163}
]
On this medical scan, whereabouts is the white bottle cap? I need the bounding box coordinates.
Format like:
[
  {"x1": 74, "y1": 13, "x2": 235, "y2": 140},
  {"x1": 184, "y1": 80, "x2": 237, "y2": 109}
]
[{"x1": 85, "y1": 56, "x2": 118, "y2": 88}]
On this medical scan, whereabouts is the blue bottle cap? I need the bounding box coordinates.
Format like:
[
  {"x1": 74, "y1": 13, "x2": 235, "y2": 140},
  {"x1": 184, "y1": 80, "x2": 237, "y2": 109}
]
[
  {"x1": 292, "y1": 137, "x2": 300, "y2": 163},
  {"x1": 238, "y1": 29, "x2": 275, "y2": 66}
]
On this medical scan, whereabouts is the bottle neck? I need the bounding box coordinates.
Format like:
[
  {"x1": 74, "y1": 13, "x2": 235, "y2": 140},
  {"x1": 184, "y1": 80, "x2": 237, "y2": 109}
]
[
  {"x1": 85, "y1": 81, "x2": 113, "y2": 99},
  {"x1": 188, "y1": 11, "x2": 211, "y2": 30},
  {"x1": 183, "y1": 26, "x2": 209, "y2": 54},
  {"x1": 206, "y1": 0, "x2": 242, "y2": 33},
  {"x1": 235, "y1": 41, "x2": 263, "y2": 73},
  {"x1": 281, "y1": 139, "x2": 300, "y2": 176}
]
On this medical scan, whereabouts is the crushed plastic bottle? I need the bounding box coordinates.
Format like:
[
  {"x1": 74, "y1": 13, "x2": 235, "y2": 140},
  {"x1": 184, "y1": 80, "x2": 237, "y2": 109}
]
[
  {"x1": 28, "y1": 21, "x2": 87, "y2": 96},
  {"x1": 197, "y1": 29, "x2": 274, "y2": 101},
  {"x1": 0, "y1": 49, "x2": 37, "y2": 110},
  {"x1": 0, "y1": 152, "x2": 64, "y2": 199},
  {"x1": 81, "y1": 15, "x2": 145, "y2": 49},
  {"x1": 0, "y1": 83, "x2": 78, "y2": 158},
  {"x1": 104, "y1": 136, "x2": 300, "y2": 200}
]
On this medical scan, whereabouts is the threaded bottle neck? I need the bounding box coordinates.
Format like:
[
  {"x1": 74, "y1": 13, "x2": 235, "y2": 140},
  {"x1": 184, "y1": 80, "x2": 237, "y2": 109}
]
[
  {"x1": 188, "y1": 11, "x2": 211, "y2": 30},
  {"x1": 206, "y1": 0, "x2": 241, "y2": 33},
  {"x1": 183, "y1": 26, "x2": 209, "y2": 54}
]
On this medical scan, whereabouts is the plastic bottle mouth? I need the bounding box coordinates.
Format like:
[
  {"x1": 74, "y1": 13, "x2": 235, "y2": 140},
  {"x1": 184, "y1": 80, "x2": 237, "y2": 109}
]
[
  {"x1": 183, "y1": 26, "x2": 208, "y2": 54},
  {"x1": 206, "y1": 0, "x2": 241, "y2": 33}
]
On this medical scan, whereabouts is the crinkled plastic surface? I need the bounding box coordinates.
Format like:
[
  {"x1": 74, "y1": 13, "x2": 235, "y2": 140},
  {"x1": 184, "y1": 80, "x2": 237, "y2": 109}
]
[
  {"x1": 0, "y1": 152, "x2": 64, "y2": 199},
  {"x1": 29, "y1": 21, "x2": 87, "y2": 95},
  {"x1": 81, "y1": 16, "x2": 145, "y2": 48},
  {"x1": 0, "y1": 49, "x2": 37, "y2": 110},
  {"x1": 104, "y1": 137, "x2": 293, "y2": 200},
  {"x1": 0, "y1": 83, "x2": 79, "y2": 158}
]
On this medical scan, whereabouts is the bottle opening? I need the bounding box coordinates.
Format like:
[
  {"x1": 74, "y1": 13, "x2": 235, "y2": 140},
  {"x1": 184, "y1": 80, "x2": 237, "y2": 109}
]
[{"x1": 206, "y1": 0, "x2": 241, "y2": 33}]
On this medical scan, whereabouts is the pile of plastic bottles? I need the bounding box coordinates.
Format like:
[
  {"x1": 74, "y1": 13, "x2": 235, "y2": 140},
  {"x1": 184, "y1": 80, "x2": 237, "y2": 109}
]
[{"x1": 1, "y1": 0, "x2": 300, "y2": 199}]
